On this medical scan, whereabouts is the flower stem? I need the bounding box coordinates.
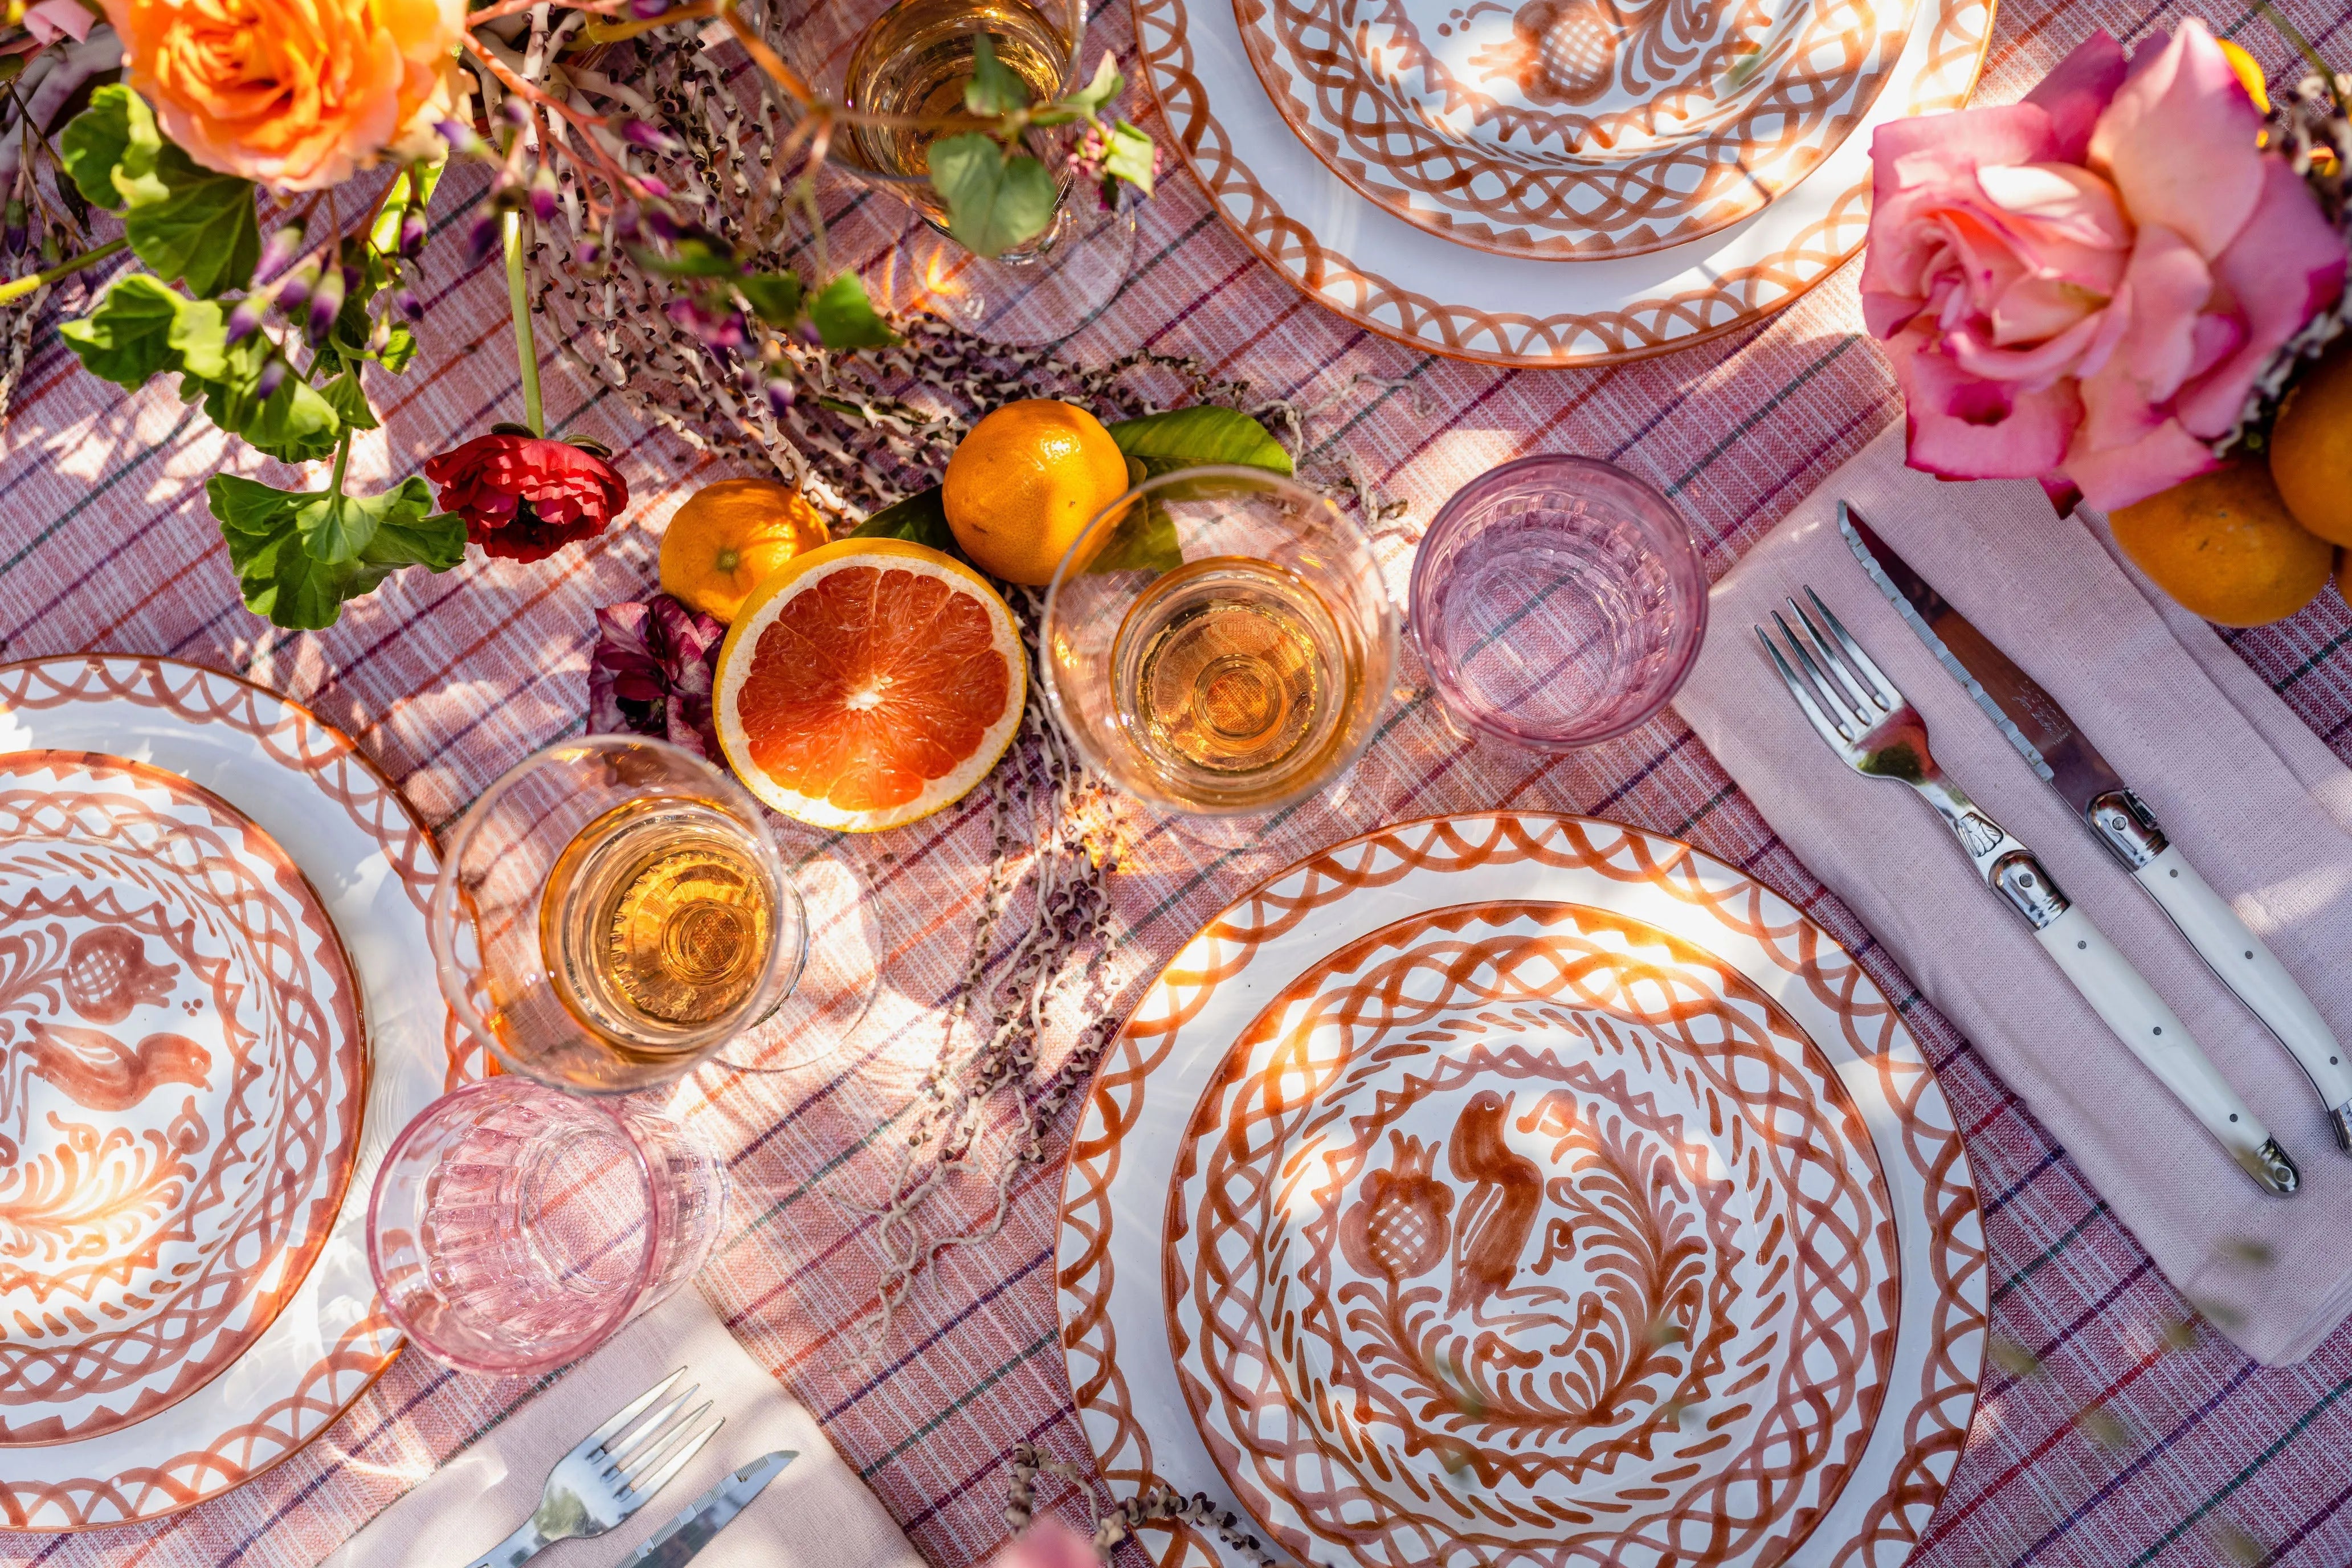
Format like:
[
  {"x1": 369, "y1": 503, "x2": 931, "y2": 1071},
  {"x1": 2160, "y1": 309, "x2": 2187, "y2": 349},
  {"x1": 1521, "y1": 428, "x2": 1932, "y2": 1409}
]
[
  {"x1": 0, "y1": 235, "x2": 128, "y2": 305},
  {"x1": 325, "y1": 424, "x2": 353, "y2": 499},
  {"x1": 504, "y1": 209, "x2": 544, "y2": 436}
]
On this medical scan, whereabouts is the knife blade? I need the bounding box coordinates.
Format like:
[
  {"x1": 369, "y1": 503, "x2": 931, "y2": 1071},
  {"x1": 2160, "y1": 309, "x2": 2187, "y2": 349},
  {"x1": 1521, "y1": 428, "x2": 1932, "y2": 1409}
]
[
  {"x1": 1839, "y1": 500, "x2": 2352, "y2": 1150},
  {"x1": 615, "y1": 1449, "x2": 797, "y2": 1568}
]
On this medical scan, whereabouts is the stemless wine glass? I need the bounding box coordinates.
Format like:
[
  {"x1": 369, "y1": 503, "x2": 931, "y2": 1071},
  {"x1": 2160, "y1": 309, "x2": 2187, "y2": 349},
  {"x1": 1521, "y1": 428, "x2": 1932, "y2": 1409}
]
[
  {"x1": 1409, "y1": 454, "x2": 1709, "y2": 749},
  {"x1": 765, "y1": 0, "x2": 1137, "y2": 343},
  {"x1": 366, "y1": 1078, "x2": 726, "y2": 1375},
  {"x1": 429, "y1": 736, "x2": 871, "y2": 1091},
  {"x1": 1042, "y1": 466, "x2": 1397, "y2": 826}
]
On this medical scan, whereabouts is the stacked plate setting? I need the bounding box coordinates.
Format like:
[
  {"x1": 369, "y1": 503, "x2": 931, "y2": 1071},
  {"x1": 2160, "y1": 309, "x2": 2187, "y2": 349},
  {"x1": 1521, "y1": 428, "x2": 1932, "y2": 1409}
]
[
  {"x1": 0, "y1": 656, "x2": 472, "y2": 1532},
  {"x1": 1057, "y1": 814, "x2": 1989, "y2": 1568},
  {"x1": 1142, "y1": 0, "x2": 1994, "y2": 363}
]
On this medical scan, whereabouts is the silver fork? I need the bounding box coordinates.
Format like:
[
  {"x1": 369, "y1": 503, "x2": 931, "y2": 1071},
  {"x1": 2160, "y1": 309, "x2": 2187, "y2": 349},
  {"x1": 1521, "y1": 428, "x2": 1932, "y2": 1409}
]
[
  {"x1": 461, "y1": 1368, "x2": 724, "y2": 1568},
  {"x1": 1759, "y1": 588, "x2": 2300, "y2": 1197}
]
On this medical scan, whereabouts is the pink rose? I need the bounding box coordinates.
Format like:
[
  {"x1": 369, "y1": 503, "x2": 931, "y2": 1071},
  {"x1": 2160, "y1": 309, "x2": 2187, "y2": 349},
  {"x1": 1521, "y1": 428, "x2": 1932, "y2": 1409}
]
[
  {"x1": 1860, "y1": 22, "x2": 2347, "y2": 510},
  {"x1": 994, "y1": 1518, "x2": 1099, "y2": 1568}
]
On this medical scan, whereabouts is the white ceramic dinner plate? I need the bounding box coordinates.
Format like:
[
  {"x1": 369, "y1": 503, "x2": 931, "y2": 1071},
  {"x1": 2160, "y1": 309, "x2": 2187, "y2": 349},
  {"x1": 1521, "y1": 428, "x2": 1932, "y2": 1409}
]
[
  {"x1": 1234, "y1": 0, "x2": 1917, "y2": 260},
  {"x1": 0, "y1": 750, "x2": 365, "y2": 1448},
  {"x1": 1059, "y1": 812, "x2": 1987, "y2": 1568},
  {"x1": 1137, "y1": 0, "x2": 1991, "y2": 364},
  {"x1": 0, "y1": 656, "x2": 471, "y2": 1531}
]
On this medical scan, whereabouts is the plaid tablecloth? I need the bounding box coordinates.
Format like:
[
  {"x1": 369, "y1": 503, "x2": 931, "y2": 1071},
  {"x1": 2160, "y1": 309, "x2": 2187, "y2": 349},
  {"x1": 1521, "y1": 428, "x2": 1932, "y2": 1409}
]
[{"x1": 7, "y1": 1, "x2": 2352, "y2": 1564}]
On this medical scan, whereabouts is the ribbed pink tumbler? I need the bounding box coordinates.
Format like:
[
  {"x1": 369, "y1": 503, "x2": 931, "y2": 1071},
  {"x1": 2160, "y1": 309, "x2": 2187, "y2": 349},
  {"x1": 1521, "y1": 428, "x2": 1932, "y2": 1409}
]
[
  {"x1": 1409, "y1": 455, "x2": 1708, "y2": 750},
  {"x1": 366, "y1": 1079, "x2": 726, "y2": 1375}
]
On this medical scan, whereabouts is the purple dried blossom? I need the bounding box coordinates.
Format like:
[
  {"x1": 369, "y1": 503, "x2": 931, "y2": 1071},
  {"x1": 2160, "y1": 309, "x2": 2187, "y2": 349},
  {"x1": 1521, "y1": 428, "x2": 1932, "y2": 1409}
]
[
  {"x1": 4, "y1": 200, "x2": 26, "y2": 258},
  {"x1": 501, "y1": 99, "x2": 532, "y2": 129},
  {"x1": 627, "y1": 0, "x2": 667, "y2": 15},
  {"x1": 612, "y1": 205, "x2": 643, "y2": 244},
  {"x1": 258, "y1": 222, "x2": 304, "y2": 279},
  {"x1": 619, "y1": 119, "x2": 676, "y2": 153},
  {"x1": 529, "y1": 165, "x2": 561, "y2": 224},
  {"x1": 665, "y1": 293, "x2": 746, "y2": 350},
  {"x1": 643, "y1": 207, "x2": 681, "y2": 242},
  {"x1": 398, "y1": 208, "x2": 428, "y2": 258},
  {"x1": 637, "y1": 175, "x2": 672, "y2": 200},
  {"x1": 436, "y1": 117, "x2": 480, "y2": 155},
  {"x1": 764, "y1": 378, "x2": 797, "y2": 416},
  {"x1": 574, "y1": 238, "x2": 605, "y2": 269},
  {"x1": 587, "y1": 593, "x2": 726, "y2": 759},
  {"x1": 391, "y1": 287, "x2": 424, "y2": 324},
  {"x1": 226, "y1": 296, "x2": 265, "y2": 344},
  {"x1": 277, "y1": 260, "x2": 318, "y2": 314},
  {"x1": 307, "y1": 264, "x2": 346, "y2": 338},
  {"x1": 255, "y1": 359, "x2": 288, "y2": 399},
  {"x1": 466, "y1": 210, "x2": 504, "y2": 266}
]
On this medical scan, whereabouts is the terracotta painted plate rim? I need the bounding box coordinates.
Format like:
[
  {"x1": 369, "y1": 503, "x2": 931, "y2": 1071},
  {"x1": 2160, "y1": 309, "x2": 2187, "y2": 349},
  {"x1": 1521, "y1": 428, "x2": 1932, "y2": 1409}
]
[
  {"x1": 0, "y1": 655, "x2": 478, "y2": 1532},
  {"x1": 1054, "y1": 811, "x2": 1988, "y2": 1568},
  {"x1": 0, "y1": 748, "x2": 369, "y2": 1448},
  {"x1": 1230, "y1": 0, "x2": 1921, "y2": 260},
  {"x1": 1134, "y1": 0, "x2": 1994, "y2": 366}
]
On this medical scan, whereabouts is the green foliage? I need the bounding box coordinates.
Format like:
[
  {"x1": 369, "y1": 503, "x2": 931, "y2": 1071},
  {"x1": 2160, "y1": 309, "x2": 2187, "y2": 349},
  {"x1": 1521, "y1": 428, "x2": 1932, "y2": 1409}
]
[
  {"x1": 61, "y1": 86, "x2": 260, "y2": 297},
  {"x1": 811, "y1": 273, "x2": 899, "y2": 349},
  {"x1": 961, "y1": 34, "x2": 1032, "y2": 117},
  {"x1": 737, "y1": 272, "x2": 804, "y2": 326},
  {"x1": 1107, "y1": 406, "x2": 1292, "y2": 475},
  {"x1": 58, "y1": 273, "x2": 182, "y2": 385},
  {"x1": 928, "y1": 134, "x2": 1059, "y2": 260},
  {"x1": 210, "y1": 475, "x2": 465, "y2": 630},
  {"x1": 1064, "y1": 55, "x2": 1125, "y2": 116},
  {"x1": 1102, "y1": 121, "x2": 1157, "y2": 196},
  {"x1": 850, "y1": 487, "x2": 955, "y2": 552}
]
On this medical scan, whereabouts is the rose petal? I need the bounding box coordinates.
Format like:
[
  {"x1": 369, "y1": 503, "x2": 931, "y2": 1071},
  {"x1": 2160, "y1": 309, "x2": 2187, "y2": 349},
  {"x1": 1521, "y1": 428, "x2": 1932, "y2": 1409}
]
[
  {"x1": 1942, "y1": 307, "x2": 2109, "y2": 387},
  {"x1": 2022, "y1": 28, "x2": 2129, "y2": 162},
  {"x1": 2176, "y1": 155, "x2": 2351, "y2": 438},
  {"x1": 995, "y1": 1519, "x2": 1099, "y2": 1568},
  {"x1": 2102, "y1": 223, "x2": 2214, "y2": 406},
  {"x1": 2060, "y1": 413, "x2": 2218, "y2": 510},
  {"x1": 1886, "y1": 324, "x2": 2081, "y2": 480},
  {"x1": 2087, "y1": 21, "x2": 2266, "y2": 260}
]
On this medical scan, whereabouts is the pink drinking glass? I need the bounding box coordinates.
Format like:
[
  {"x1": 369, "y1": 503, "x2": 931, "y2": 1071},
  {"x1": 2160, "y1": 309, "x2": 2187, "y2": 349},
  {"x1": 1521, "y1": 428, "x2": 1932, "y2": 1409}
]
[
  {"x1": 366, "y1": 1079, "x2": 727, "y2": 1375},
  {"x1": 1408, "y1": 454, "x2": 1709, "y2": 750}
]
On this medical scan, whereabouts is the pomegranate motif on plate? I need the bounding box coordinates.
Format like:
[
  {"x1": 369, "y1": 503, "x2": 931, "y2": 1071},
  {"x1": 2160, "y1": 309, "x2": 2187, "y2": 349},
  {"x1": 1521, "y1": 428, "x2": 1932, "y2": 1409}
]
[{"x1": 1167, "y1": 900, "x2": 1900, "y2": 1568}]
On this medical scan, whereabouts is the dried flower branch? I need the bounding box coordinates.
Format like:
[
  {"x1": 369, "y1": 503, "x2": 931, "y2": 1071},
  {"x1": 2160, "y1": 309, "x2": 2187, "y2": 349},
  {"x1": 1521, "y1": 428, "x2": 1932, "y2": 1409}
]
[{"x1": 1004, "y1": 1443, "x2": 1288, "y2": 1568}]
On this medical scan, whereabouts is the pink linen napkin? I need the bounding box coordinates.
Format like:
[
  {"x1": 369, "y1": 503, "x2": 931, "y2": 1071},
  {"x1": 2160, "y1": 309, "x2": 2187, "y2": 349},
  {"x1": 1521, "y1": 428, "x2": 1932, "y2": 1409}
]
[
  {"x1": 1671, "y1": 424, "x2": 2352, "y2": 1366},
  {"x1": 322, "y1": 1287, "x2": 926, "y2": 1568}
]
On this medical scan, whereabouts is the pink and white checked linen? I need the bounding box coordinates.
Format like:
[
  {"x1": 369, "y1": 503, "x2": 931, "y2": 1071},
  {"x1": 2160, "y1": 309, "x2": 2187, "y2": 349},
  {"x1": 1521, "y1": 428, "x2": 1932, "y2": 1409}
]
[{"x1": 4, "y1": 3, "x2": 2352, "y2": 1565}]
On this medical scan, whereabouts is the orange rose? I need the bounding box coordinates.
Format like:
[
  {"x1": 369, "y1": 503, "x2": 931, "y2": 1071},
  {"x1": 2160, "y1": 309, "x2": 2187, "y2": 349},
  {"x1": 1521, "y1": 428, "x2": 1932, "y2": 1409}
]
[{"x1": 101, "y1": 0, "x2": 465, "y2": 191}]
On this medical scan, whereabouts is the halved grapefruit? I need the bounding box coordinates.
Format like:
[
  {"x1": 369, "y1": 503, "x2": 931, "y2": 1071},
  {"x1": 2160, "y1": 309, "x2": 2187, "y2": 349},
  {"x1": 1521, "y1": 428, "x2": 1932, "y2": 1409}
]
[{"x1": 713, "y1": 537, "x2": 1026, "y2": 831}]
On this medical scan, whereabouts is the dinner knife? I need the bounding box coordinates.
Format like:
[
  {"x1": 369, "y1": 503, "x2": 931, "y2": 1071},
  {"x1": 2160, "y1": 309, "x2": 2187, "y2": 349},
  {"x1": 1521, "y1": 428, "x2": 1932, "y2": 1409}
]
[
  {"x1": 614, "y1": 1449, "x2": 797, "y2": 1568},
  {"x1": 1839, "y1": 502, "x2": 2352, "y2": 1151}
]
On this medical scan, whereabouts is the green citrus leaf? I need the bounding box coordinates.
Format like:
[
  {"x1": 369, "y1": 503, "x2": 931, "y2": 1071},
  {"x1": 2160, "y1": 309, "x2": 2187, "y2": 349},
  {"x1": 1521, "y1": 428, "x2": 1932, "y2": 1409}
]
[
  {"x1": 1106, "y1": 405, "x2": 1292, "y2": 473},
  {"x1": 928, "y1": 134, "x2": 1059, "y2": 260},
  {"x1": 848, "y1": 486, "x2": 959, "y2": 555},
  {"x1": 211, "y1": 473, "x2": 463, "y2": 630},
  {"x1": 811, "y1": 272, "x2": 898, "y2": 349}
]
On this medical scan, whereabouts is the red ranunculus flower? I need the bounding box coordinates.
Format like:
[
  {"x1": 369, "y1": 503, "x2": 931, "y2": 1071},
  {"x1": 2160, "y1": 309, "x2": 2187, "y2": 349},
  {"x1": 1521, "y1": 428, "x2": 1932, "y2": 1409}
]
[{"x1": 423, "y1": 426, "x2": 629, "y2": 562}]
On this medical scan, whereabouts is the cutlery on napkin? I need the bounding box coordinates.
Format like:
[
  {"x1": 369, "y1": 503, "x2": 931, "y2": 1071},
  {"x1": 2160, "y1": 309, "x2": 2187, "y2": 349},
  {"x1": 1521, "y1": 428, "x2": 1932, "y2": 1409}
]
[
  {"x1": 1672, "y1": 424, "x2": 2352, "y2": 1366},
  {"x1": 322, "y1": 1288, "x2": 925, "y2": 1568}
]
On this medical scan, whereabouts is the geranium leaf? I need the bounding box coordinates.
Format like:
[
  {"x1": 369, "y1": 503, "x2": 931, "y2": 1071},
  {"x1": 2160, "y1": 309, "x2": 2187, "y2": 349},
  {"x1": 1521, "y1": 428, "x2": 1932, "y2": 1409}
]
[
  {"x1": 58, "y1": 84, "x2": 150, "y2": 211},
  {"x1": 58, "y1": 273, "x2": 183, "y2": 386},
  {"x1": 1102, "y1": 120, "x2": 1156, "y2": 195},
  {"x1": 811, "y1": 272, "x2": 898, "y2": 349},
  {"x1": 849, "y1": 485, "x2": 959, "y2": 554},
  {"x1": 211, "y1": 474, "x2": 463, "y2": 630},
  {"x1": 928, "y1": 134, "x2": 1058, "y2": 259},
  {"x1": 1106, "y1": 405, "x2": 1292, "y2": 473},
  {"x1": 322, "y1": 366, "x2": 380, "y2": 432},
  {"x1": 123, "y1": 142, "x2": 261, "y2": 297},
  {"x1": 962, "y1": 34, "x2": 1031, "y2": 117}
]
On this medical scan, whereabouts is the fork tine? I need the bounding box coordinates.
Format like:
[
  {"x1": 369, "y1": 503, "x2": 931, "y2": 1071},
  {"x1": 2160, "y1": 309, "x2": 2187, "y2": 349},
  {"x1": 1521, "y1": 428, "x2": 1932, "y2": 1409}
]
[
  {"x1": 1757, "y1": 626, "x2": 1853, "y2": 746},
  {"x1": 1771, "y1": 610, "x2": 1859, "y2": 728},
  {"x1": 603, "y1": 1384, "x2": 699, "y2": 1470},
  {"x1": 1805, "y1": 587, "x2": 1899, "y2": 709},
  {"x1": 619, "y1": 1402, "x2": 717, "y2": 1489},
  {"x1": 579, "y1": 1369, "x2": 686, "y2": 1460},
  {"x1": 1786, "y1": 594, "x2": 1877, "y2": 717},
  {"x1": 624, "y1": 1415, "x2": 724, "y2": 1501}
]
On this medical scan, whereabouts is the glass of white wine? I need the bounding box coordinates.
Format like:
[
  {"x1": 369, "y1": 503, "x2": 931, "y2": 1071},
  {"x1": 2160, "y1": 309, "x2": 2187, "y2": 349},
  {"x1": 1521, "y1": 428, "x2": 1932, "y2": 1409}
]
[
  {"x1": 1041, "y1": 467, "x2": 1398, "y2": 826},
  {"x1": 767, "y1": 0, "x2": 1137, "y2": 344},
  {"x1": 428, "y1": 737, "x2": 873, "y2": 1093}
]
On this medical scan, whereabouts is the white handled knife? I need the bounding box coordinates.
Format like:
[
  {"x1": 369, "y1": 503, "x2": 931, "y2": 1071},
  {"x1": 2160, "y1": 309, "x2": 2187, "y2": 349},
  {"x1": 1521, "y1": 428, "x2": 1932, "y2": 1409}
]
[
  {"x1": 615, "y1": 1450, "x2": 797, "y2": 1568},
  {"x1": 1840, "y1": 501, "x2": 2352, "y2": 1150}
]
